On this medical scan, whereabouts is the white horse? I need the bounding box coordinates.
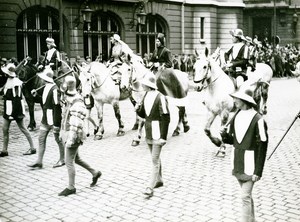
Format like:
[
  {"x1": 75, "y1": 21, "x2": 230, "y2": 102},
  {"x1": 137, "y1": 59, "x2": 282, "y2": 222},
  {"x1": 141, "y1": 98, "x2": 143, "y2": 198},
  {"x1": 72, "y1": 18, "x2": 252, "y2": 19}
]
[
  {"x1": 79, "y1": 62, "x2": 131, "y2": 139},
  {"x1": 193, "y1": 47, "x2": 273, "y2": 156}
]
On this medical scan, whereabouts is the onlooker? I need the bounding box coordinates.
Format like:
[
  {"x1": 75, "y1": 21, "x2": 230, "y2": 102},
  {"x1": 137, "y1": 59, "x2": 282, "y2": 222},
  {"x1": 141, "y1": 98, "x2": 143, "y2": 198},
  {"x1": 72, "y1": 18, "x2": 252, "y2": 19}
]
[
  {"x1": 28, "y1": 68, "x2": 65, "y2": 168},
  {"x1": 59, "y1": 75, "x2": 101, "y2": 196},
  {"x1": 221, "y1": 88, "x2": 268, "y2": 222},
  {"x1": 0, "y1": 63, "x2": 36, "y2": 157},
  {"x1": 136, "y1": 72, "x2": 170, "y2": 198},
  {"x1": 173, "y1": 54, "x2": 180, "y2": 70}
]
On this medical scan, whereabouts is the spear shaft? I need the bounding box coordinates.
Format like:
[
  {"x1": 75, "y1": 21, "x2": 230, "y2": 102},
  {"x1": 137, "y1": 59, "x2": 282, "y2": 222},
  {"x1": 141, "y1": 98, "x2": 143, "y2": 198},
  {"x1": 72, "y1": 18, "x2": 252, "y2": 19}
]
[{"x1": 268, "y1": 110, "x2": 300, "y2": 160}]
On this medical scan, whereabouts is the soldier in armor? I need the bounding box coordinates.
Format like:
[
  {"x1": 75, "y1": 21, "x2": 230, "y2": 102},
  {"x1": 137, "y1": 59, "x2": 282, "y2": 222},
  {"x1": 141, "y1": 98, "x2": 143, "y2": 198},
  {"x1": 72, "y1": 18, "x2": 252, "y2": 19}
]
[{"x1": 224, "y1": 29, "x2": 249, "y2": 88}]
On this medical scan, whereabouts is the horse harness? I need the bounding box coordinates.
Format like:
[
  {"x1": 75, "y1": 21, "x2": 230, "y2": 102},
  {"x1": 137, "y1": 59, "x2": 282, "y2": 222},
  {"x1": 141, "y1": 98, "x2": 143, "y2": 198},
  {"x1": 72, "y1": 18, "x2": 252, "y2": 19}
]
[{"x1": 196, "y1": 56, "x2": 222, "y2": 90}]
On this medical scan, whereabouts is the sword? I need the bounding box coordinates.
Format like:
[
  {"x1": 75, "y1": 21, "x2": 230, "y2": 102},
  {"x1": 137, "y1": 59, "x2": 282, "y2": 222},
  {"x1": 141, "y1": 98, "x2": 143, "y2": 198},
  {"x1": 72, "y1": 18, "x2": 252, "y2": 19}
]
[{"x1": 268, "y1": 110, "x2": 300, "y2": 160}]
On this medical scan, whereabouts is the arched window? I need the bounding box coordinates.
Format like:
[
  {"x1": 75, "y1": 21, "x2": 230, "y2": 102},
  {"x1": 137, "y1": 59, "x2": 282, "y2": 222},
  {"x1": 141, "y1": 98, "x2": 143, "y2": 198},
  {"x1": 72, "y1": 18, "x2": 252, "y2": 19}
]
[
  {"x1": 16, "y1": 6, "x2": 60, "y2": 63},
  {"x1": 136, "y1": 14, "x2": 166, "y2": 57},
  {"x1": 83, "y1": 12, "x2": 120, "y2": 62}
]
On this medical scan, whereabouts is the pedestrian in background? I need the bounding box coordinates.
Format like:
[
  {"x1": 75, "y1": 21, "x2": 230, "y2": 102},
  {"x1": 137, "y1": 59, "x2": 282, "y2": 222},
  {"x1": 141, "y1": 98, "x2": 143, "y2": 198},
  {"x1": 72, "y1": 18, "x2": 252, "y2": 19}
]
[
  {"x1": 0, "y1": 63, "x2": 36, "y2": 157},
  {"x1": 28, "y1": 68, "x2": 65, "y2": 168},
  {"x1": 58, "y1": 75, "x2": 101, "y2": 197},
  {"x1": 136, "y1": 72, "x2": 170, "y2": 198},
  {"x1": 221, "y1": 88, "x2": 268, "y2": 222}
]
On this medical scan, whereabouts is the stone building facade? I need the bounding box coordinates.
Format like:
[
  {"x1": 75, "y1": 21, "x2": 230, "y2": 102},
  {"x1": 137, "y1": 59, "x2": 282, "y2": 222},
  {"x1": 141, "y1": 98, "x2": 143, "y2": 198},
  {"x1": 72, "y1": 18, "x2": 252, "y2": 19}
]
[
  {"x1": 0, "y1": 0, "x2": 298, "y2": 64},
  {"x1": 0, "y1": 0, "x2": 245, "y2": 63}
]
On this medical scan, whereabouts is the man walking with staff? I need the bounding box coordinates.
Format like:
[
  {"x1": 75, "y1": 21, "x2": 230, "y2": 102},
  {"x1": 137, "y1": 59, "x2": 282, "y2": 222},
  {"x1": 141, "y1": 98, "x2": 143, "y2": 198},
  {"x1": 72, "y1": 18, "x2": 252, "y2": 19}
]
[{"x1": 28, "y1": 68, "x2": 65, "y2": 169}]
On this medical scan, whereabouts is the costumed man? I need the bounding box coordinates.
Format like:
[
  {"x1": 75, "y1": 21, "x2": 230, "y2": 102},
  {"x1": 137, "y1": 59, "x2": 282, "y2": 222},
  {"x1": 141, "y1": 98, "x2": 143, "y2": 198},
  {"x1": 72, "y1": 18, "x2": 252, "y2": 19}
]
[
  {"x1": 38, "y1": 37, "x2": 61, "y2": 77},
  {"x1": 221, "y1": 88, "x2": 268, "y2": 222},
  {"x1": 28, "y1": 68, "x2": 65, "y2": 169},
  {"x1": 150, "y1": 33, "x2": 190, "y2": 134},
  {"x1": 224, "y1": 29, "x2": 249, "y2": 88},
  {"x1": 135, "y1": 71, "x2": 170, "y2": 198},
  {"x1": 0, "y1": 63, "x2": 36, "y2": 157},
  {"x1": 58, "y1": 75, "x2": 101, "y2": 196},
  {"x1": 245, "y1": 36, "x2": 258, "y2": 73}
]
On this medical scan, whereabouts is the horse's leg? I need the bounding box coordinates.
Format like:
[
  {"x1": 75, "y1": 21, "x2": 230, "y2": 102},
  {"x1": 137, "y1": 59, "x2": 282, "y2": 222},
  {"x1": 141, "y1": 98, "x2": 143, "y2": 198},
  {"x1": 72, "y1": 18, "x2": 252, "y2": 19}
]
[
  {"x1": 129, "y1": 96, "x2": 139, "y2": 130},
  {"x1": 260, "y1": 84, "x2": 269, "y2": 115},
  {"x1": 181, "y1": 106, "x2": 190, "y2": 133},
  {"x1": 131, "y1": 116, "x2": 145, "y2": 147},
  {"x1": 25, "y1": 97, "x2": 36, "y2": 131},
  {"x1": 215, "y1": 109, "x2": 231, "y2": 157},
  {"x1": 94, "y1": 103, "x2": 104, "y2": 140},
  {"x1": 204, "y1": 111, "x2": 222, "y2": 147},
  {"x1": 172, "y1": 106, "x2": 190, "y2": 136},
  {"x1": 113, "y1": 102, "x2": 125, "y2": 136}
]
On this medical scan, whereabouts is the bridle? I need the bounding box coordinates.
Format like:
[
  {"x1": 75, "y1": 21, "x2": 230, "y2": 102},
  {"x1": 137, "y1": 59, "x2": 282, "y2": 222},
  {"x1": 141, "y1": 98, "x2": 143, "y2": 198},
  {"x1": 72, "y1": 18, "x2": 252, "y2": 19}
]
[{"x1": 194, "y1": 54, "x2": 222, "y2": 91}]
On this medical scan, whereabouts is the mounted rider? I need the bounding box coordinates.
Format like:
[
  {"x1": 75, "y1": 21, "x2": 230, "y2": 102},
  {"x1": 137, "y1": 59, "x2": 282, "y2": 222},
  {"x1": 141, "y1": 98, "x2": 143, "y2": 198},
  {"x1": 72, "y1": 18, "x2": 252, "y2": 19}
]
[
  {"x1": 149, "y1": 33, "x2": 187, "y2": 99},
  {"x1": 38, "y1": 37, "x2": 61, "y2": 78},
  {"x1": 245, "y1": 36, "x2": 258, "y2": 72},
  {"x1": 224, "y1": 29, "x2": 249, "y2": 88},
  {"x1": 107, "y1": 34, "x2": 133, "y2": 89}
]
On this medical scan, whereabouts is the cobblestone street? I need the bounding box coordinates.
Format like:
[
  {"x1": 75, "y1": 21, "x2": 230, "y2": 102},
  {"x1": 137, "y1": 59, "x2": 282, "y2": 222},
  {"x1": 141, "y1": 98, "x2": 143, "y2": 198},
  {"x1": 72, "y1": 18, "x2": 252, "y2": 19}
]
[{"x1": 0, "y1": 78, "x2": 300, "y2": 222}]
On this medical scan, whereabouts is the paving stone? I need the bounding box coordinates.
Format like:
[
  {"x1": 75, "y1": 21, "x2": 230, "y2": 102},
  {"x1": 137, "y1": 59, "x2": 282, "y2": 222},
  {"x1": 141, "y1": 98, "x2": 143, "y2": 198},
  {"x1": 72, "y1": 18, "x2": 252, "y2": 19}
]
[{"x1": 0, "y1": 79, "x2": 300, "y2": 221}]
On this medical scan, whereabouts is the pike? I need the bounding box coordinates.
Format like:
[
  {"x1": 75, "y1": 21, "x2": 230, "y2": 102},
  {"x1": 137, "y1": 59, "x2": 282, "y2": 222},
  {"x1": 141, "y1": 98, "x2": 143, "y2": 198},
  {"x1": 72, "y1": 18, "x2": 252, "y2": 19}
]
[
  {"x1": 267, "y1": 110, "x2": 300, "y2": 160},
  {"x1": 31, "y1": 69, "x2": 73, "y2": 95}
]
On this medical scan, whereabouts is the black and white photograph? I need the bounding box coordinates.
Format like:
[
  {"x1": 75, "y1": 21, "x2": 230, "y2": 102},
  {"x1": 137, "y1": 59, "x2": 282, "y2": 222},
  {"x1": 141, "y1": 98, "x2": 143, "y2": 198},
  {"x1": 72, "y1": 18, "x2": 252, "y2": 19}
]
[{"x1": 0, "y1": 0, "x2": 299, "y2": 221}]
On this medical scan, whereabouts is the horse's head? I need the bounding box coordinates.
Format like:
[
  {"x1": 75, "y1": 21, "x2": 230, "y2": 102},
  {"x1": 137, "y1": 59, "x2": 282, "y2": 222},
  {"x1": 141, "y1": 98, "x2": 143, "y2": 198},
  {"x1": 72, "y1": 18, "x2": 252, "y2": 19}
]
[
  {"x1": 77, "y1": 65, "x2": 92, "y2": 98},
  {"x1": 78, "y1": 61, "x2": 108, "y2": 97},
  {"x1": 253, "y1": 80, "x2": 270, "y2": 115},
  {"x1": 193, "y1": 48, "x2": 211, "y2": 91},
  {"x1": 16, "y1": 57, "x2": 37, "y2": 82},
  {"x1": 240, "y1": 79, "x2": 270, "y2": 115}
]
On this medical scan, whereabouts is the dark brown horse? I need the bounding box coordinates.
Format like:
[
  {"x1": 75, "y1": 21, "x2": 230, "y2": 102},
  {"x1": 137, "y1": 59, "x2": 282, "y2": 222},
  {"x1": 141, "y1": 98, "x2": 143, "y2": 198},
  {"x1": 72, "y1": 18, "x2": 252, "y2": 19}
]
[
  {"x1": 16, "y1": 57, "x2": 75, "y2": 131},
  {"x1": 16, "y1": 57, "x2": 44, "y2": 131}
]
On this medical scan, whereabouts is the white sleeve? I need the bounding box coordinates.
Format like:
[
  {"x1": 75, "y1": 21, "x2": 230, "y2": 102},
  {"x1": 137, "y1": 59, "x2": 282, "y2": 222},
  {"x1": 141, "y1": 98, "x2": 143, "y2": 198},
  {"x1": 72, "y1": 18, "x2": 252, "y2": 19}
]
[{"x1": 257, "y1": 118, "x2": 267, "y2": 142}]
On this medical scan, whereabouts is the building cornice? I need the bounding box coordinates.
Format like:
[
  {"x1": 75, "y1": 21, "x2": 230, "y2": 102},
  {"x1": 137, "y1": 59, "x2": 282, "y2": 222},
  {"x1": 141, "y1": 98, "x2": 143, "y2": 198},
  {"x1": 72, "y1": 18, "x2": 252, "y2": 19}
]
[{"x1": 112, "y1": 0, "x2": 245, "y2": 8}]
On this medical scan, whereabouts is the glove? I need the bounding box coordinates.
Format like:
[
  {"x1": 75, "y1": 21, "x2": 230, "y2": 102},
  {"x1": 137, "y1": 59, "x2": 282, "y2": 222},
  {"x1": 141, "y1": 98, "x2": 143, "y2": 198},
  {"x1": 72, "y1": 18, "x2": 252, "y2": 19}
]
[
  {"x1": 37, "y1": 65, "x2": 44, "y2": 71},
  {"x1": 31, "y1": 89, "x2": 37, "y2": 97}
]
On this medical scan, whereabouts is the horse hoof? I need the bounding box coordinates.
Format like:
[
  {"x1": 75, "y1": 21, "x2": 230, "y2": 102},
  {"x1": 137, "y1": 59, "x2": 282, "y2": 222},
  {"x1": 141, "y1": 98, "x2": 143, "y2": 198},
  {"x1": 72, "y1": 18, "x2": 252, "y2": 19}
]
[
  {"x1": 172, "y1": 131, "x2": 180, "y2": 137},
  {"x1": 28, "y1": 127, "x2": 35, "y2": 132},
  {"x1": 132, "y1": 124, "x2": 139, "y2": 130},
  {"x1": 131, "y1": 140, "x2": 140, "y2": 147},
  {"x1": 183, "y1": 125, "x2": 190, "y2": 133},
  {"x1": 93, "y1": 126, "x2": 99, "y2": 135},
  {"x1": 204, "y1": 129, "x2": 211, "y2": 136},
  {"x1": 117, "y1": 131, "x2": 125, "y2": 137},
  {"x1": 216, "y1": 151, "x2": 226, "y2": 158},
  {"x1": 94, "y1": 135, "x2": 103, "y2": 140}
]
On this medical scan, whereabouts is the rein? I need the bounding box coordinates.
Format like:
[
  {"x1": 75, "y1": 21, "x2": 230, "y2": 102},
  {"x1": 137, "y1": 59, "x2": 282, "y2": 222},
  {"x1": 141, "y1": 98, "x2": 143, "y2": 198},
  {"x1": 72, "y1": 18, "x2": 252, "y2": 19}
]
[
  {"x1": 90, "y1": 70, "x2": 110, "y2": 89},
  {"x1": 198, "y1": 56, "x2": 222, "y2": 90}
]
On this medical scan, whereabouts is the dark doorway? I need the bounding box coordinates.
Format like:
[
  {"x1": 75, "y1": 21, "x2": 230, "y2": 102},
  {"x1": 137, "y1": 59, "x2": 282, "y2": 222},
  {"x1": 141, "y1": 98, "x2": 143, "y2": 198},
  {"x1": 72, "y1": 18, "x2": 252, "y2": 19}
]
[{"x1": 252, "y1": 17, "x2": 272, "y2": 43}]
